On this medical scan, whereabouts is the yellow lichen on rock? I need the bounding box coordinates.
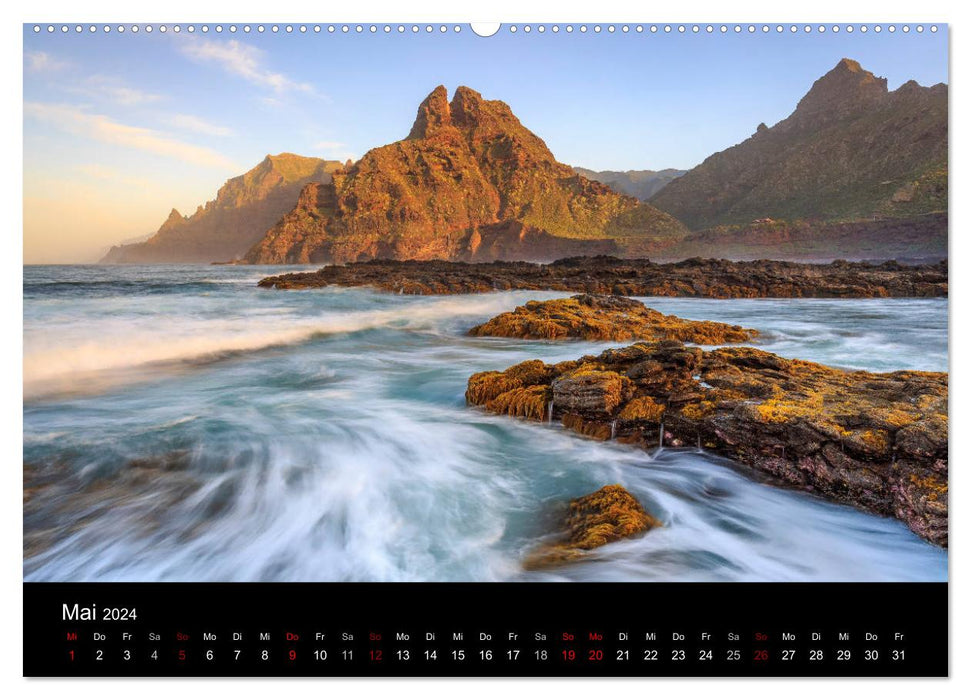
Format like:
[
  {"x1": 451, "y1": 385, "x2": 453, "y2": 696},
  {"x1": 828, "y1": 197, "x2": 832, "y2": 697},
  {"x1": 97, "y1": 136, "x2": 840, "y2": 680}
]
[
  {"x1": 567, "y1": 485, "x2": 662, "y2": 547},
  {"x1": 754, "y1": 388, "x2": 825, "y2": 423},
  {"x1": 465, "y1": 359, "x2": 552, "y2": 406},
  {"x1": 469, "y1": 294, "x2": 758, "y2": 343},
  {"x1": 844, "y1": 428, "x2": 893, "y2": 457},
  {"x1": 680, "y1": 400, "x2": 716, "y2": 420},
  {"x1": 486, "y1": 385, "x2": 550, "y2": 421},
  {"x1": 524, "y1": 485, "x2": 662, "y2": 569},
  {"x1": 504, "y1": 359, "x2": 552, "y2": 385},
  {"x1": 465, "y1": 371, "x2": 521, "y2": 405},
  {"x1": 870, "y1": 406, "x2": 922, "y2": 429},
  {"x1": 908, "y1": 472, "x2": 948, "y2": 500},
  {"x1": 618, "y1": 396, "x2": 666, "y2": 422},
  {"x1": 560, "y1": 413, "x2": 613, "y2": 440}
]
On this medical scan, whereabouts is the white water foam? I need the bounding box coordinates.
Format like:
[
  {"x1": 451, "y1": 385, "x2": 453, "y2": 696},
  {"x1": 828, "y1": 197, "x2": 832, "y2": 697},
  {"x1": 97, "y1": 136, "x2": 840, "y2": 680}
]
[{"x1": 23, "y1": 294, "x2": 543, "y2": 399}]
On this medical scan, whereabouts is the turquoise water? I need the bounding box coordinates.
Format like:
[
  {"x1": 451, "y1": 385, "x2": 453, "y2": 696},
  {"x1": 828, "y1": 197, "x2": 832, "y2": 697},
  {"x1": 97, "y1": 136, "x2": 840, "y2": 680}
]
[{"x1": 23, "y1": 265, "x2": 948, "y2": 582}]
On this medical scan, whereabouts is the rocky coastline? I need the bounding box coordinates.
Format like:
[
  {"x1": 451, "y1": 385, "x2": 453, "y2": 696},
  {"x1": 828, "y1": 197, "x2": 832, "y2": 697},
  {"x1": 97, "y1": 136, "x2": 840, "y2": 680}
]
[
  {"x1": 257, "y1": 252, "x2": 950, "y2": 555},
  {"x1": 467, "y1": 341, "x2": 947, "y2": 547},
  {"x1": 257, "y1": 256, "x2": 947, "y2": 298}
]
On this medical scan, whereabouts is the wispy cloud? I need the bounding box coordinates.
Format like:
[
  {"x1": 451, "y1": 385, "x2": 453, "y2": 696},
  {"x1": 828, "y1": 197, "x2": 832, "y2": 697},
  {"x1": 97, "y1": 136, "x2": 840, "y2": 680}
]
[
  {"x1": 78, "y1": 75, "x2": 164, "y2": 106},
  {"x1": 25, "y1": 51, "x2": 69, "y2": 73},
  {"x1": 25, "y1": 102, "x2": 237, "y2": 170},
  {"x1": 62, "y1": 75, "x2": 229, "y2": 135},
  {"x1": 168, "y1": 114, "x2": 234, "y2": 137},
  {"x1": 180, "y1": 39, "x2": 315, "y2": 94},
  {"x1": 312, "y1": 140, "x2": 345, "y2": 151}
]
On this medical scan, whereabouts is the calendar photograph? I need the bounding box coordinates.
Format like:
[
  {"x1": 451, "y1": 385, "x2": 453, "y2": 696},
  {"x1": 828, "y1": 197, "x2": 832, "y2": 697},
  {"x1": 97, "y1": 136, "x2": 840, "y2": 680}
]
[{"x1": 23, "y1": 22, "x2": 948, "y2": 590}]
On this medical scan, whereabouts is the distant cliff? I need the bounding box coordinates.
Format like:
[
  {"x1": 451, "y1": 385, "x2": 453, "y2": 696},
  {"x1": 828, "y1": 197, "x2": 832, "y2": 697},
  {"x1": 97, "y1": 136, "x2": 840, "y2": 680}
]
[
  {"x1": 659, "y1": 213, "x2": 947, "y2": 264},
  {"x1": 573, "y1": 167, "x2": 686, "y2": 201},
  {"x1": 650, "y1": 59, "x2": 948, "y2": 230},
  {"x1": 101, "y1": 154, "x2": 343, "y2": 263}
]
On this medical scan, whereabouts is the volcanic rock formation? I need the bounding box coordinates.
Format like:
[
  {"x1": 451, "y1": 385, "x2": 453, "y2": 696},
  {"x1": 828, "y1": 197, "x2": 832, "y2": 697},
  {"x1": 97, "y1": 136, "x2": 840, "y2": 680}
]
[{"x1": 244, "y1": 86, "x2": 687, "y2": 264}]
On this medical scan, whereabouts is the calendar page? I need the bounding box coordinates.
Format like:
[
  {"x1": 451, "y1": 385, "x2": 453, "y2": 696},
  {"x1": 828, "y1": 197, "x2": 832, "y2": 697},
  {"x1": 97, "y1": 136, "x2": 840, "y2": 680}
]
[{"x1": 22, "y1": 20, "x2": 948, "y2": 677}]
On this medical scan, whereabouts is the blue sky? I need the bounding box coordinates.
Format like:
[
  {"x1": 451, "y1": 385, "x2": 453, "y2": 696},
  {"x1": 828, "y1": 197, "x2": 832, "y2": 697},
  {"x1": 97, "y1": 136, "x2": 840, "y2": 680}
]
[{"x1": 23, "y1": 24, "x2": 948, "y2": 262}]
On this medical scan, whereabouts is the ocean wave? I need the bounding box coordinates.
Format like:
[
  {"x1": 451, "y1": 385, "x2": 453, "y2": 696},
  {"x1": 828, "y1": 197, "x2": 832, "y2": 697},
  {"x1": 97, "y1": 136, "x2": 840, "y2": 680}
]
[
  {"x1": 23, "y1": 271, "x2": 949, "y2": 582},
  {"x1": 24, "y1": 401, "x2": 528, "y2": 581},
  {"x1": 24, "y1": 418, "x2": 947, "y2": 582},
  {"x1": 22, "y1": 293, "x2": 552, "y2": 400}
]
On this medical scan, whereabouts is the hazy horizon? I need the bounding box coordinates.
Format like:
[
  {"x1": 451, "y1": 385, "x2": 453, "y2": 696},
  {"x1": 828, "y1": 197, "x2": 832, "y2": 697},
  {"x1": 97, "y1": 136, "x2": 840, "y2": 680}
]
[{"x1": 23, "y1": 24, "x2": 948, "y2": 263}]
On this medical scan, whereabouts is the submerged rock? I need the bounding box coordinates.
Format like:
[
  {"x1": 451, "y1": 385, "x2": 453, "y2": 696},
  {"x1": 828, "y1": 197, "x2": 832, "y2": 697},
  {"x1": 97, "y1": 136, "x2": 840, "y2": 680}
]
[
  {"x1": 23, "y1": 452, "x2": 202, "y2": 563},
  {"x1": 468, "y1": 341, "x2": 948, "y2": 547},
  {"x1": 469, "y1": 294, "x2": 758, "y2": 342},
  {"x1": 524, "y1": 485, "x2": 662, "y2": 569}
]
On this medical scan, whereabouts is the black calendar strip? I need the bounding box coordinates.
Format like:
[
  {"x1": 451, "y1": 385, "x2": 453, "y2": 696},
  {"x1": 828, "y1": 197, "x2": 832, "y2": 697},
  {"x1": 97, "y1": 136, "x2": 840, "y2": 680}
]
[{"x1": 24, "y1": 583, "x2": 947, "y2": 677}]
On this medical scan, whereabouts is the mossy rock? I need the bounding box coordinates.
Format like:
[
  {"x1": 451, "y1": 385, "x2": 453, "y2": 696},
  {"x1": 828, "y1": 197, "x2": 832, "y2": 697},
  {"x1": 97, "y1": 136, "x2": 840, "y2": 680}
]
[
  {"x1": 524, "y1": 485, "x2": 662, "y2": 569},
  {"x1": 469, "y1": 294, "x2": 758, "y2": 343}
]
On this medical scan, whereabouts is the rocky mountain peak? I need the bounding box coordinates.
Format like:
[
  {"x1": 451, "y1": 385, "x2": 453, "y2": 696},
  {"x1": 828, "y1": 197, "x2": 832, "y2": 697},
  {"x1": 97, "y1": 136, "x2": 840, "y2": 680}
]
[
  {"x1": 451, "y1": 85, "x2": 525, "y2": 135},
  {"x1": 253, "y1": 153, "x2": 334, "y2": 183},
  {"x1": 650, "y1": 58, "x2": 947, "y2": 230},
  {"x1": 407, "y1": 85, "x2": 452, "y2": 139},
  {"x1": 793, "y1": 58, "x2": 888, "y2": 122},
  {"x1": 449, "y1": 85, "x2": 488, "y2": 125},
  {"x1": 836, "y1": 57, "x2": 865, "y2": 73},
  {"x1": 159, "y1": 208, "x2": 185, "y2": 231},
  {"x1": 407, "y1": 85, "x2": 525, "y2": 141},
  {"x1": 264, "y1": 152, "x2": 297, "y2": 166},
  {"x1": 246, "y1": 85, "x2": 688, "y2": 264}
]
